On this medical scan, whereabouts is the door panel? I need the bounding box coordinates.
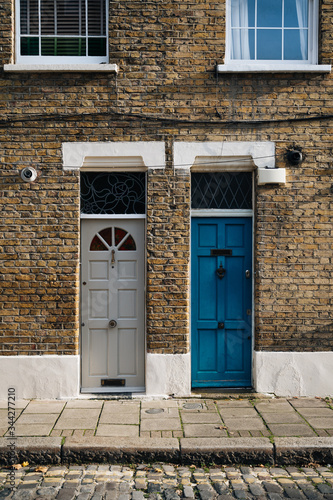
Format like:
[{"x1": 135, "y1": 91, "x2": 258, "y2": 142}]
[
  {"x1": 81, "y1": 219, "x2": 145, "y2": 392},
  {"x1": 191, "y1": 217, "x2": 252, "y2": 388}
]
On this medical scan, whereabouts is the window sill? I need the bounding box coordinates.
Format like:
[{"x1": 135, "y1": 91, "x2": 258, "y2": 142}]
[
  {"x1": 3, "y1": 63, "x2": 118, "y2": 73},
  {"x1": 217, "y1": 63, "x2": 331, "y2": 73}
]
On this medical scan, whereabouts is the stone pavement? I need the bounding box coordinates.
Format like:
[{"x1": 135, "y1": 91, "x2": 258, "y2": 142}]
[
  {"x1": 1, "y1": 463, "x2": 333, "y2": 500},
  {"x1": 0, "y1": 396, "x2": 333, "y2": 466}
]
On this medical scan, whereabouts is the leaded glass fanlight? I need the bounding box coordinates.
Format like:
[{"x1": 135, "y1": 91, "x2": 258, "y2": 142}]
[
  {"x1": 81, "y1": 172, "x2": 146, "y2": 215},
  {"x1": 191, "y1": 172, "x2": 252, "y2": 210}
]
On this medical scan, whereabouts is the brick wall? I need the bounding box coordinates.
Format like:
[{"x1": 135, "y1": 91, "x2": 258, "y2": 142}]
[{"x1": 0, "y1": 0, "x2": 332, "y2": 356}]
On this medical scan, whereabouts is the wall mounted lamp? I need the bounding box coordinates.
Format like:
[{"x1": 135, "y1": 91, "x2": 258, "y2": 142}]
[{"x1": 257, "y1": 166, "x2": 286, "y2": 185}]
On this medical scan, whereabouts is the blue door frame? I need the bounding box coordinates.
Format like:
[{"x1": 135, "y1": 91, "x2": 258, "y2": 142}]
[{"x1": 191, "y1": 217, "x2": 252, "y2": 388}]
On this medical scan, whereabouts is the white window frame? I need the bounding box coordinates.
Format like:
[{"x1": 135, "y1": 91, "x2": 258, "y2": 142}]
[
  {"x1": 218, "y1": 0, "x2": 331, "y2": 73},
  {"x1": 14, "y1": 0, "x2": 109, "y2": 65}
]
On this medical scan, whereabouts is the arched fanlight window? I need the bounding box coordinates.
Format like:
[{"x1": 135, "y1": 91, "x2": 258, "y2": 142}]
[{"x1": 90, "y1": 227, "x2": 136, "y2": 252}]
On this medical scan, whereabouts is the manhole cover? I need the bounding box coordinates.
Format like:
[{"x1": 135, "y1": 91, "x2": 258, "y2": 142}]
[
  {"x1": 183, "y1": 403, "x2": 203, "y2": 410},
  {"x1": 145, "y1": 408, "x2": 165, "y2": 414}
]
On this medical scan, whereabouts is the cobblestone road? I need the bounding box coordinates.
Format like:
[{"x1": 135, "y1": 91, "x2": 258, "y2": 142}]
[{"x1": 1, "y1": 464, "x2": 333, "y2": 500}]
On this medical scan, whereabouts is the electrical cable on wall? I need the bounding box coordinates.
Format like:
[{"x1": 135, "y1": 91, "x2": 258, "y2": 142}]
[{"x1": 0, "y1": 109, "x2": 333, "y2": 128}]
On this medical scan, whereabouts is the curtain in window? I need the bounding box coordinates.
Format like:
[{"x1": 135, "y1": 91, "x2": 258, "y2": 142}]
[
  {"x1": 295, "y1": 0, "x2": 308, "y2": 60},
  {"x1": 231, "y1": 0, "x2": 251, "y2": 60}
]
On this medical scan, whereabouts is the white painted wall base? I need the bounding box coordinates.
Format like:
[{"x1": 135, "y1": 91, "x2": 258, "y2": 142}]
[
  {"x1": 254, "y1": 351, "x2": 333, "y2": 397},
  {"x1": 0, "y1": 355, "x2": 80, "y2": 399},
  {"x1": 146, "y1": 353, "x2": 191, "y2": 397}
]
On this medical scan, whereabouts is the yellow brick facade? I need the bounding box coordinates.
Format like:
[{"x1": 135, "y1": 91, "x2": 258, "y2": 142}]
[{"x1": 0, "y1": 0, "x2": 332, "y2": 396}]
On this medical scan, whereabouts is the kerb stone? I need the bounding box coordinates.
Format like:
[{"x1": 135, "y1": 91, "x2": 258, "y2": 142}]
[
  {"x1": 180, "y1": 437, "x2": 273, "y2": 465},
  {"x1": 275, "y1": 437, "x2": 333, "y2": 466},
  {"x1": 62, "y1": 437, "x2": 180, "y2": 464},
  {"x1": 0, "y1": 437, "x2": 62, "y2": 465}
]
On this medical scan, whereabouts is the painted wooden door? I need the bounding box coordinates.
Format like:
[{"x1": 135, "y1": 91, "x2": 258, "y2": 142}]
[
  {"x1": 81, "y1": 219, "x2": 145, "y2": 392},
  {"x1": 191, "y1": 217, "x2": 252, "y2": 387}
]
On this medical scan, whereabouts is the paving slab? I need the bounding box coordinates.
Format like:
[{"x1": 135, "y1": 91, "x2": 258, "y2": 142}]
[
  {"x1": 260, "y1": 412, "x2": 304, "y2": 424},
  {"x1": 59, "y1": 408, "x2": 101, "y2": 419},
  {"x1": 181, "y1": 412, "x2": 222, "y2": 424},
  {"x1": 15, "y1": 413, "x2": 59, "y2": 425},
  {"x1": 305, "y1": 417, "x2": 333, "y2": 429},
  {"x1": 23, "y1": 401, "x2": 66, "y2": 414},
  {"x1": 222, "y1": 417, "x2": 266, "y2": 431},
  {"x1": 289, "y1": 398, "x2": 329, "y2": 408},
  {"x1": 0, "y1": 411, "x2": 11, "y2": 424},
  {"x1": 141, "y1": 400, "x2": 179, "y2": 409},
  {"x1": 297, "y1": 407, "x2": 333, "y2": 417},
  {"x1": 0, "y1": 400, "x2": 29, "y2": 410},
  {"x1": 0, "y1": 437, "x2": 62, "y2": 465},
  {"x1": 96, "y1": 424, "x2": 139, "y2": 437},
  {"x1": 216, "y1": 400, "x2": 253, "y2": 408},
  {"x1": 218, "y1": 408, "x2": 259, "y2": 418},
  {"x1": 54, "y1": 418, "x2": 99, "y2": 430},
  {"x1": 65, "y1": 400, "x2": 104, "y2": 409},
  {"x1": 255, "y1": 401, "x2": 293, "y2": 413},
  {"x1": 103, "y1": 402, "x2": 141, "y2": 413},
  {"x1": 275, "y1": 437, "x2": 333, "y2": 466},
  {"x1": 62, "y1": 437, "x2": 180, "y2": 463},
  {"x1": 267, "y1": 423, "x2": 316, "y2": 437},
  {"x1": 180, "y1": 437, "x2": 274, "y2": 465},
  {"x1": 183, "y1": 424, "x2": 227, "y2": 438},
  {"x1": 141, "y1": 418, "x2": 181, "y2": 432},
  {"x1": 99, "y1": 412, "x2": 139, "y2": 424},
  {"x1": 7, "y1": 424, "x2": 54, "y2": 436}
]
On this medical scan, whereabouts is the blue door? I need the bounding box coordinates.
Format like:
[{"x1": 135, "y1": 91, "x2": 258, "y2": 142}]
[{"x1": 191, "y1": 218, "x2": 252, "y2": 388}]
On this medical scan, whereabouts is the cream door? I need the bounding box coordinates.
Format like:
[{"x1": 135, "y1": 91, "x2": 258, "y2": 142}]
[{"x1": 81, "y1": 219, "x2": 145, "y2": 392}]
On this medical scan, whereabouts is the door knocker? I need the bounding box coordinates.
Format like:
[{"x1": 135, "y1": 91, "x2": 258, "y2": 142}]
[
  {"x1": 111, "y1": 249, "x2": 116, "y2": 268},
  {"x1": 216, "y1": 263, "x2": 226, "y2": 280}
]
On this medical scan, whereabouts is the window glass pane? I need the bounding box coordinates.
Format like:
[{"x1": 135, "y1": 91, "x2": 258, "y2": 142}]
[
  {"x1": 247, "y1": 0, "x2": 256, "y2": 27},
  {"x1": 231, "y1": 29, "x2": 255, "y2": 59},
  {"x1": 257, "y1": 0, "x2": 282, "y2": 27},
  {"x1": 90, "y1": 235, "x2": 108, "y2": 251},
  {"x1": 40, "y1": 0, "x2": 85, "y2": 35},
  {"x1": 257, "y1": 29, "x2": 282, "y2": 59},
  {"x1": 41, "y1": 37, "x2": 86, "y2": 56},
  {"x1": 40, "y1": 0, "x2": 55, "y2": 35},
  {"x1": 119, "y1": 235, "x2": 136, "y2": 251},
  {"x1": 191, "y1": 172, "x2": 252, "y2": 210},
  {"x1": 98, "y1": 228, "x2": 112, "y2": 247},
  {"x1": 81, "y1": 172, "x2": 146, "y2": 215},
  {"x1": 284, "y1": 29, "x2": 308, "y2": 59},
  {"x1": 88, "y1": 38, "x2": 107, "y2": 56},
  {"x1": 88, "y1": 0, "x2": 106, "y2": 35},
  {"x1": 284, "y1": 0, "x2": 308, "y2": 28},
  {"x1": 20, "y1": 0, "x2": 39, "y2": 34},
  {"x1": 115, "y1": 228, "x2": 128, "y2": 246},
  {"x1": 21, "y1": 37, "x2": 39, "y2": 55},
  {"x1": 20, "y1": 0, "x2": 107, "y2": 60},
  {"x1": 56, "y1": 0, "x2": 85, "y2": 35},
  {"x1": 231, "y1": 0, "x2": 255, "y2": 27}
]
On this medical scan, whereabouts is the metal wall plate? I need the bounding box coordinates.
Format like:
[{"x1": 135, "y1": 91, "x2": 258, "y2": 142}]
[
  {"x1": 145, "y1": 408, "x2": 164, "y2": 414},
  {"x1": 183, "y1": 403, "x2": 203, "y2": 410}
]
